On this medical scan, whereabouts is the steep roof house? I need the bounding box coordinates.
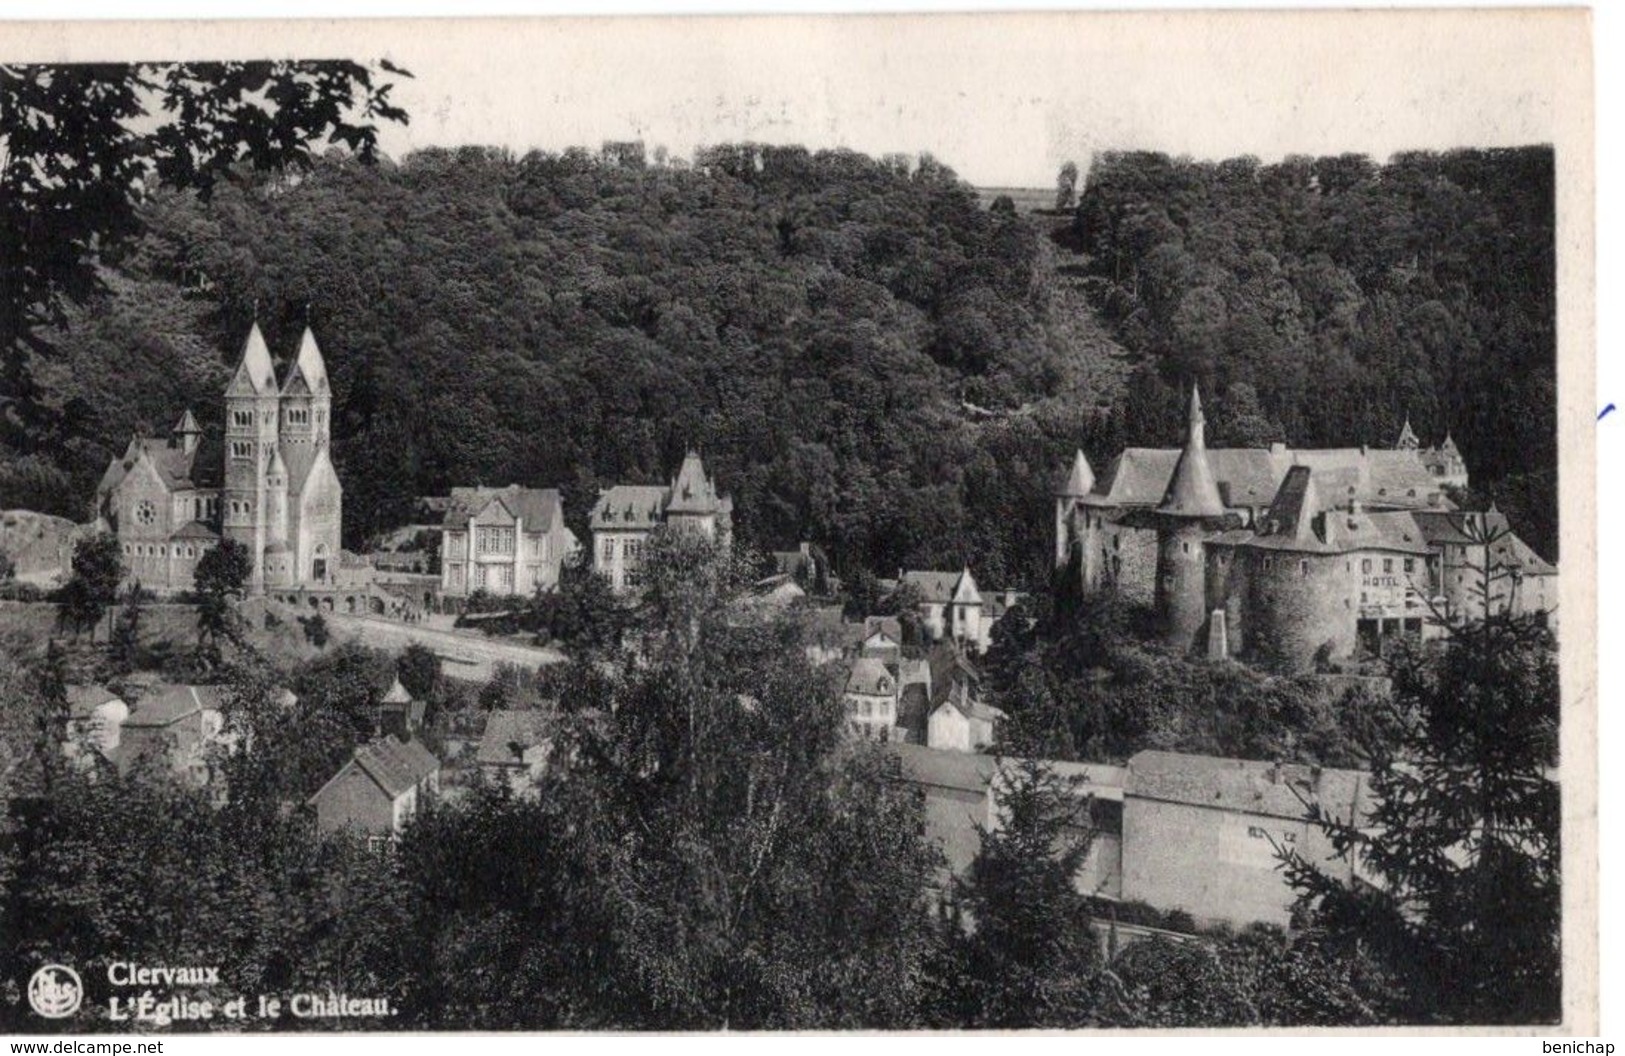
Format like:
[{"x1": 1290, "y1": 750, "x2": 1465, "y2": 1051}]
[{"x1": 309, "y1": 736, "x2": 441, "y2": 842}]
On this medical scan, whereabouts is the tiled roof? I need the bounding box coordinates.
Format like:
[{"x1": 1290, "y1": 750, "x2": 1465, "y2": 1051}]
[
  {"x1": 442, "y1": 485, "x2": 564, "y2": 532},
  {"x1": 902, "y1": 570, "x2": 967, "y2": 605},
  {"x1": 1088, "y1": 445, "x2": 1442, "y2": 512},
  {"x1": 845, "y1": 657, "x2": 895, "y2": 697},
  {"x1": 169, "y1": 521, "x2": 220, "y2": 541},
  {"x1": 476, "y1": 710, "x2": 555, "y2": 768},
  {"x1": 590, "y1": 484, "x2": 671, "y2": 530},
  {"x1": 124, "y1": 684, "x2": 223, "y2": 727},
  {"x1": 1127, "y1": 750, "x2": 1370, "y2": 824},
  {"x1": 666, "y1": 451, "x2": 728, "y2": 515},
  {"x1": 350, "y1": 736, "x2": 439, "y2": 798},
  {"x1": 1489, "y1": 532, "x2": 1557, "y2": 576},
  {"x1": 863, "y1": 615, "x2": 903, "y2": 643},
  {"x1": 934, "y1": 679, "x2": 1005, "y2": 724},
  {"x1": 381, "y1": 678, "x2": 413, "y2": 704},
  {"x1": 66, "y1": 684, "x2": 122, "y2": 719},
  {"x1": 892, "y1": 742, "x2": 999, "y2": 792}
]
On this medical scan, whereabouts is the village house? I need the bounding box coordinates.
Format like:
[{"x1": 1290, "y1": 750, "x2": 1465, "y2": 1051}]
[
  {"x1": 893, "y1": 745, "x2": 1124, "y2": 899},
  {"x1": 1119, "y1": 750, "x2": 1373, "y2": 929},
  {"x1": 63, "y1": 685, "x2": 129, "y2": 773},
  {"x1": 434, "y1": 484, "x2": 578, "y2": 599},
  {"x1": 589, "y1": 451, "x2": 732, "y2": 592},
  {"x1": 771, "y1": 541, "x2": 839, "y2": 596},
  {"x1": 476, "y1": 710, "x2": 556, "y2": 797},
  {"x1": 843, "y1": 657, "x2": 899, "y2": 740},
  {"x1": 109, "y1": 684, "x2": 235, "y2": 790},
  {"x1": 925, "y1": 680, "x2": 1005, "y2": 753},
  {"x1": 858, "y1": 617, "x2": 903, "y2": 663},
  {"x1": 891, "y1": 743, "x2": 1378, "y2": 932},
  {"x1": 309, "y1": 735, "x2": 441, "y2": 844},
  {"x1": 897, "y1": 569, "x2": 1024, "y2": 653}
]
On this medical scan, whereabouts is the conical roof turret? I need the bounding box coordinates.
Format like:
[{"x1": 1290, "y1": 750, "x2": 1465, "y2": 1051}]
[
  {"x1": 1395, "y1": 416, "x2": 1419, "y2": 450},
  {"x1": 1156, "y1": 384, "x2": 1226, "y2": 518},
  {"x1": 667, "y1": 450, "x2": 720, "y2": 513},
  {"x1": 172, "y1": 409, "x2": 201, "y2": 436},
  {"x1": 1059, "y1": 449, "x2": 1095, "y2": 497}
]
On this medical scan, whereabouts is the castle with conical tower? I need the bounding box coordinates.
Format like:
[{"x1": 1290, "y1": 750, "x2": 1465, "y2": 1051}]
[
  {"x1": 95, "y1": 323, "x2": 344, "y2": 593},
  {"x1": 1054, "y1": 386, "x2": 1555, "y2": 671}
]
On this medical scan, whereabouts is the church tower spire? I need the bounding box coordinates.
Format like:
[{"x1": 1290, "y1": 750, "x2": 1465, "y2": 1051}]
[{"x1": 222, "y1": 323, "x2": 281, "y2": 592}]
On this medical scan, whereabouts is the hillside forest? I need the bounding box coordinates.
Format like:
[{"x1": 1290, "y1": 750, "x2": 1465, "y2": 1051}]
[{"x1": 0, "y1": 143, "x2": 1558, "y2": 585}]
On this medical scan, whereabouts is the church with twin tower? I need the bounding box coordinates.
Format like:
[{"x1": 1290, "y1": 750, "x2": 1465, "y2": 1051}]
[{"x1": 95, "y1": 323, "x2": 343, "y2": 593}]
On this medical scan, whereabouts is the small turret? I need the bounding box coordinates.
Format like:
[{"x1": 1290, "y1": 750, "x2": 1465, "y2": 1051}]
[
  {"x1": 1395, "y1": 416, "x2": 1420, "y2": 451},
  {"x1": 1054, "y1": 450, "x2": 1095, "y2": 570},
  {"x1": 171, "y1": 409, "x2": 202, "y2": 456}
]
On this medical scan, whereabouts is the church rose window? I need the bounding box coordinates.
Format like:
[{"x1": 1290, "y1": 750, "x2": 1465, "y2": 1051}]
[{"x1": 134, "y1": 500, "x2": 156, "y2": 526}]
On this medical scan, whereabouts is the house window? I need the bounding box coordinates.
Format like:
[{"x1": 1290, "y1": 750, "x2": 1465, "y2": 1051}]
[
  {"x1": 1263, "y1": 557, "x2": 1272, "y2": 571},
  {"x1": 1299, "y1": 560, "x2": 1308, "y2": 576},
  {"x1": 624, "y1": 539, "x2": 644, "y2": 567},
  {"x1": 476, "y1": 527, "x2": 514, "y2": 556},
  {"x1": 1182, "y1": 541, "x2": 1190, "y2": 555},
  {"x1": 599, "y1": 537, "x2": 616, "y2": 565},
  {"x1": 497, "y1": 565, "x2": 514, "y2": 592},
  {"x1": 1361, "y1": 559, "x2": 1372, "y2": 574},
  {"x1": 231, "y1": 440, "x2": 253, "y2": 460},
  {"x1": 1383, "y1": 558, "x2": 1394, "y2": 574},
  {"x1": 1404, "y1": 558, "x2": 1415, "y2": 573},
  {"x1": 232, "y1": 410, "x2": 253, "y2": 427}
]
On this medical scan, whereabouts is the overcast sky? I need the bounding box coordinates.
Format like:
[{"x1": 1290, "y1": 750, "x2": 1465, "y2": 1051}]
[{"x1": 11, "y1": 10, "x2": 1588, "y2": 186}]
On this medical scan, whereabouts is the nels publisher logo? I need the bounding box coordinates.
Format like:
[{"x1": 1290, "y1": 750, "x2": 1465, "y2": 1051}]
[{"x1": 27, "y1": 964, "x2": 83, "y2": 1019}]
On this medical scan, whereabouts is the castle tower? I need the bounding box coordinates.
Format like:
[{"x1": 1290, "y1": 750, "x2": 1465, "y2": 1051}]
[
  {"x1": 1054, "y1": 449, "x2": 1094, "y2": 569},
  {"x1": 222, "y1": 323, "x2": 280, "y2": 591},
  {"x1": 1395, "y1": 416, "x2": 1419, "y2": 451},
  {"x1": 171, "y1": 409, "x2": 202, "y2": 456},
  {"x1": 1154, "y1": 385, "x2": 1227, "y2": 652}
]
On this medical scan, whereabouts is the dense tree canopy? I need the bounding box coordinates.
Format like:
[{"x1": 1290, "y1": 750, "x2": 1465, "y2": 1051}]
[
  {"x1": 1072, "y1": 148, "x2": 1556, "y2": 559},
  {"x1": 1, "y1": 61, "x2": 410, "y2": 464}
]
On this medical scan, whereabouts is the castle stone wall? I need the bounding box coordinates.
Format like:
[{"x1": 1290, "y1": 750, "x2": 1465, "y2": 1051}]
[
  {"x1": 1155, "y1": 522, "x2": 1210, "y2": 653},
  {"x1": 1240, "y1": 550, "x2": 1353, "y2": 672}
]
